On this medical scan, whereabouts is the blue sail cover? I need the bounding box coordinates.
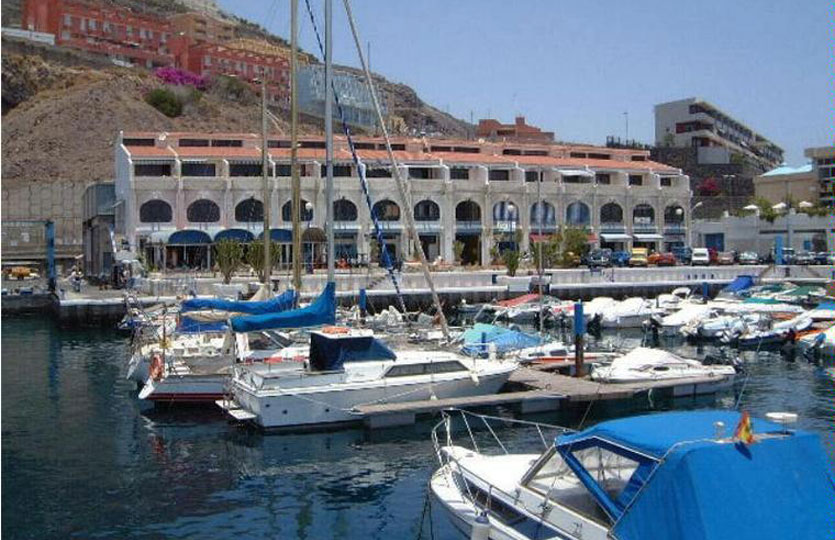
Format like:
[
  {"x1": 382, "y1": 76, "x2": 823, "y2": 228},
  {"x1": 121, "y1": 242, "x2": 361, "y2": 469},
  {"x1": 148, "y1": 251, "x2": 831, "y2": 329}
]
[
  {"x1": 460, "y1": 323, "x2": 542, "y2": 357},
  {"x1": 309, "y1": 333, "x2": 397, "y2": 371},
  {"x1": 722, "y1": 275, "x2": 756, "y2": 294},
  {"x1": 177, "y1": 317, "x2": 227, "y2": 334},
  {"x1": 555, "y1": 411, "x2": 835, "y2": 539},
  {"x1": 229, "y1": 282, "x2": 335, "y2": 333},
  {"x1": 181, "y1": 289, "x2": 297, "y2": 314}
]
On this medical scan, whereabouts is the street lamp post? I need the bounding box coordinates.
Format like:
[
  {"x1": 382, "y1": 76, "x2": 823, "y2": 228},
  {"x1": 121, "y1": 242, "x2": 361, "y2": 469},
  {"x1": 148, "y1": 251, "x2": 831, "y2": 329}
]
[
  {"x1": 687, "y1": 201, "x2": 704, "y2": 247},
  {"x1": 506, "y1": 202, "x2": 516, "y2": 251},
  {"x1": 305, "y1": 201, "x2": 314, "y2": 273}
]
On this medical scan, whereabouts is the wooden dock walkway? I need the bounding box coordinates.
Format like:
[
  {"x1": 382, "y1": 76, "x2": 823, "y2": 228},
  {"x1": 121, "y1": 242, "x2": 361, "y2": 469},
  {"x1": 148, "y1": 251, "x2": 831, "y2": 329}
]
[{"x1": 355, "y1": 366, "x2": 735, "y2": 428}]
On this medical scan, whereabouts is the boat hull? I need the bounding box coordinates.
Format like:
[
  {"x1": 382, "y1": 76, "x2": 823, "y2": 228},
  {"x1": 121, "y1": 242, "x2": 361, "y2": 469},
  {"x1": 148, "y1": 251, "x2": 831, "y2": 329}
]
[
  {"x1": 234, "y1": 370, "x2": 512, "y2": 429},
  {"x1": 139, "y1": 375, "x2": 227, "y2": 402}
]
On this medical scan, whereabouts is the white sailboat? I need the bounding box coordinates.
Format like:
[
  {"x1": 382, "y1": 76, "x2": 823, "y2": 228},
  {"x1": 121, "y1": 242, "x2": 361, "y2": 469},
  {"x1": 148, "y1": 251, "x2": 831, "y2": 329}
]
[{"x1": 590, "y1": 347, "x2": 736, "y2": 388}]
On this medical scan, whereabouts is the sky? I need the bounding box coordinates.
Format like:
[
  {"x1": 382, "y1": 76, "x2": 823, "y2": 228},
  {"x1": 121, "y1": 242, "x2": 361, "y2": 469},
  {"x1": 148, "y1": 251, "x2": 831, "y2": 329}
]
[{"x1": 219, "y1": 0, "x2": 832, "y2": 165}]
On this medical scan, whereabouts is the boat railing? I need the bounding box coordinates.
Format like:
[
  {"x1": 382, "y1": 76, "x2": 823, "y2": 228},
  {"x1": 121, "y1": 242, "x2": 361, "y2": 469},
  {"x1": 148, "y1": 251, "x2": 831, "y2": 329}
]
[{"x1": 431, "y1": 408, "x2": 573, "y2": 466}]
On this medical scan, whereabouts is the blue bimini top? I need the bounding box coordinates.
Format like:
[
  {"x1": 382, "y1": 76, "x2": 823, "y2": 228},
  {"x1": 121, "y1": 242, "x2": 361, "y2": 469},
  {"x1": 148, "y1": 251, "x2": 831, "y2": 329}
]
[{"x1": 554, "y1": 410, "x2": 835, "y2": 540}]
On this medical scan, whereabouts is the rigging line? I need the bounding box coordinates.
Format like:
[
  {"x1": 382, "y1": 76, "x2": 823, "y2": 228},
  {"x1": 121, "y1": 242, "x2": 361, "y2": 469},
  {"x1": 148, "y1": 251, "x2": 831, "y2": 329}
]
[
  {"x1": 340, "y1": 0, "x2": 451, "y2": 340},
  {"x1": 301, "y1": 0, "x2": 407, "y2": 315}
]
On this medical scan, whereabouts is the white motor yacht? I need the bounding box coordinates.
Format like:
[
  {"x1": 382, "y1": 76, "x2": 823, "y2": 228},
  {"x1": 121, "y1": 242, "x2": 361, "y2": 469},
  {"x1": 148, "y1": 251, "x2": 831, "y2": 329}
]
[
  {"x1": 590, "y1": 347, "x2": 735, "y2": 388},
  {"x1": 600, "y1": 298, "x2": 658, "y2": 329},
  {"x1": 430, "y1": 409, "x2": 835, "y2": 540},
  {"x1": 657, "y1": 303, "x2": 713, "y2": 336},
  {"x1": 218, "y1": 328, "x2": 518, "y2": 429}
]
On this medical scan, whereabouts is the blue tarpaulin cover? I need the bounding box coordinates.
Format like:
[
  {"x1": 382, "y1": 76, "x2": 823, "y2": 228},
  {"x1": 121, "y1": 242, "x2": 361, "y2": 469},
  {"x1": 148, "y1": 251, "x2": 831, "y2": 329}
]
[
  {"x1": 722, "y1": 275, "x2": 755, "y2": 294},
  {"x1": 460, "y1": 323, "x2": 542, "y2": 357},
  {"x1": 181, "y1": 289, "x2": 296, "y2": 314},
  {"x1": 229, "y1": 282, "x2": 335, "y2": 333},
  {"x1": 555, "y1": 411, "x2": 835, "y2": 539},
  {"x1": 309, "y1": 333, "x2": 396, "y2": 371},
  {"x1": 177, "y1": 317, "x2": 227, "y2": 334}
]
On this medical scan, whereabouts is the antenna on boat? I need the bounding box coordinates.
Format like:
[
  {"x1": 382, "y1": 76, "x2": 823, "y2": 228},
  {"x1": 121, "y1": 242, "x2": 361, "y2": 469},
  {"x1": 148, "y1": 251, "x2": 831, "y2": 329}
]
[
  {"x1": 341, "y1": 0, "x2": 450, "y2": 341},
  {"x1": 260, "y1": 77, "x2": 272, "y2": 292}
]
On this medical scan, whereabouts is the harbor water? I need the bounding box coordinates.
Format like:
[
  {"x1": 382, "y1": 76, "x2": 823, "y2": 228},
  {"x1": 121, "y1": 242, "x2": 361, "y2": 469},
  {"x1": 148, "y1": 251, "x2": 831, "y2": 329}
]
[{"x1": 3, "y1": 317, "x2": 834, "y2": 539}]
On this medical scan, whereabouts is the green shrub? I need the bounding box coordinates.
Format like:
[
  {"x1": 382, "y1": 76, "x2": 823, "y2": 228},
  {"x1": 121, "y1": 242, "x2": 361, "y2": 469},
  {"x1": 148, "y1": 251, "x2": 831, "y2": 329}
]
[{"x1": 145, "y1": 88, "x2": 183, "y2": 117}]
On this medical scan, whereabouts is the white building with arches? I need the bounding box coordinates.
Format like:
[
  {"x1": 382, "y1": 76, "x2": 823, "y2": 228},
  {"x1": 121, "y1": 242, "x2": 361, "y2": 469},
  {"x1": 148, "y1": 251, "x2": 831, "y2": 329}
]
[{"x1": 114, "y1": 131, "x2": 692, "y2": 269}]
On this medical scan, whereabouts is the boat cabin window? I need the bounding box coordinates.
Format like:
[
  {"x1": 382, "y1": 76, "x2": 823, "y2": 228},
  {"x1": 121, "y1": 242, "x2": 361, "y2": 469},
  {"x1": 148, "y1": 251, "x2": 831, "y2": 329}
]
[
  {"x1": 524, "y1": 444, "x2": 640, "y2": 526},
  {"x1": 385, "y1": 361, "x2": 466, "y2": 378},
  {"x1": 247, "y1": 331, "x2": 292, "y2": 351}
]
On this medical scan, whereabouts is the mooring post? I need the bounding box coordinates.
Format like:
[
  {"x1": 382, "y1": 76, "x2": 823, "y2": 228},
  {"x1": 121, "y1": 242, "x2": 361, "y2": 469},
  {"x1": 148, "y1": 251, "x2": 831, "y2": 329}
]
[{"x1": 574, "y1": 302, "x2": 585, "y2": 378}]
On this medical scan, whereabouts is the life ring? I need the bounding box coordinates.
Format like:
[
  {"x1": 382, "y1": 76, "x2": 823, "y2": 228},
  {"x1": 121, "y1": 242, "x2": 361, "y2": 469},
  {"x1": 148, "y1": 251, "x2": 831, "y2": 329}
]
[
  {"x1": 149, "y1": 353, "x2": 164, "y2": 381},
  {"x1": 321, "y1": 326, "x2": 350, "y2": 334}
]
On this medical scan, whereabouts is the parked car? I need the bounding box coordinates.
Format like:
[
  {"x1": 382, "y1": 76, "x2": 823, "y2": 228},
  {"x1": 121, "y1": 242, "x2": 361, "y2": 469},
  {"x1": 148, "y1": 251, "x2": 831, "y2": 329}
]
[
  {"x1": 671, "y1": 246, "x2": 692, "y2": 265},
  {"x1": 585, "y1": 248, "x2": 613, "y2": 268},
  {"x1": 648, "y1": 252, "x2": 677, "y2": 266},
  {"x1": 828, "y1": 253, "x2": 835, "y2": 265},
  {"x1": 780, "y1": 247, "x2": 795, "y2": 265},
  {"x1": 717, "y1": 251, "x2": 735, "y2": 265},
  {"x1": 738, "y1": 251, "x2": 760, "y2": 265},
  {"x1": 794, "y1": 251, "x2": 816, "y2": 265},
  {"x1": 611, "y1": 250, "x2": 631, "y2": 267},
  {"x1": 813, "y1": 252, "x2": 830, "y2": 265},
  {"x1": 629, "y1": 247, "x2": 649, "y2": 267},
  {"x1": 691, "y1": 248, "x2": 711, "y2": 266}
]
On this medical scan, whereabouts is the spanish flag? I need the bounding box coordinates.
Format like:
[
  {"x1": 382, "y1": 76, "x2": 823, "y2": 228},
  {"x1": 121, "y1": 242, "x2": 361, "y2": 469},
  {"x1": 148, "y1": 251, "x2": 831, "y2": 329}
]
[{"x1": 733, "y1": 411, "x2": 756, "y2": 444}]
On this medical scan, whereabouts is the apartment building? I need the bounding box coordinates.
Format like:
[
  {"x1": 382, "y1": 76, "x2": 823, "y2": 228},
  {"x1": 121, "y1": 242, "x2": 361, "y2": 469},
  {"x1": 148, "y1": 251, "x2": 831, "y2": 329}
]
[
  {"x1": 23, "y1": 0, "x2": 173, "y2": 67},
  {"x1": 476, "y1": 117, "x2": 555, "y2": 143},
  {"x1": 298, "y1": 65, "x2": 384, "y2": 129},
  {"x1": 114, "y1": 131, "x2": 691, "y2": 270},
  {"x1": 170, "y1": 11, "x2": 234, "y2": 44},
  {"x1": 805, "y1": 146, "x2": 835, "y2": 208},
  {"x1": 655, "y1": 98, "x2": 783, "y2": 170}
]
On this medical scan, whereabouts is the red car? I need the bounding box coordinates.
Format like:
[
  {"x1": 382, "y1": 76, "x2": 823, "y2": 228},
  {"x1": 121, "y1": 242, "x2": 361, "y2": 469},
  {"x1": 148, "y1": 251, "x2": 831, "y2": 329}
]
[
  {"x1": 708, "y1": 248, "x2": 719, "y2": 265},
  {"x1": 648, "y1": 252, "x2": 677, "y2": 266}
]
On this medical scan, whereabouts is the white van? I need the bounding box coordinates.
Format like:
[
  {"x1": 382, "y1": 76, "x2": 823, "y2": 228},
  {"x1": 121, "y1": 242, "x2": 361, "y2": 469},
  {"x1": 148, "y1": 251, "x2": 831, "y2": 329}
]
[{"x1": 691, "y1": 248, "x2": 710, "y2": 266}]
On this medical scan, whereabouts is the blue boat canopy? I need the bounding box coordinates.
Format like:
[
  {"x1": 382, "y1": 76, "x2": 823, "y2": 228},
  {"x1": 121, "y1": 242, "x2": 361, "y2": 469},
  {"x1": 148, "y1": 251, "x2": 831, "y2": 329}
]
[
  {"x1": 257, "y1": 228, "x2": 293, "y2": 242},
  {"x1": 229, "y1": 282, "x2": 335, "y2": 333},
  {"x1": 722, "y1": 274, "x2": 755, "y2": 294},
  {"x1": 460, "y1": 323, "x2": 542, "y2": 357},
  {"x1": 554, "y1": 411, "x2": 835, "y2": 539},
  {"x1": 309, "y1": 332, "x2": 396, "y2": 371},
  {"x1": 168, "y1": 230, "x2": 212, "y2": 245},
  {"x1": 181, "y1": 289, "x2": 296, "y2": 314},
  {"x1": 214, "y1": 228, "x2": 255, "y2": 243}
]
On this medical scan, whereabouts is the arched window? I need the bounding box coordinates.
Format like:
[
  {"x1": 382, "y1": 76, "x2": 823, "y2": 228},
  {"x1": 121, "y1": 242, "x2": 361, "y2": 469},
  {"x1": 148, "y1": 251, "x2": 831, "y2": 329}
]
[
  {"x1": 455, "y1": 200, "x2": 481, "y2": 222},
  {"x1": 633, "y1": 204, "x2": 655, "y2": 225},
  {"x1": 334, "y1": 199, "x2": 357, "y2": 221},
  {"x1": 186, "y1": 199, "x2": 220, "y2": 223},
  {"x1": 139, "y1": 199, "x2": 172, "y2": 223},
  {"x1": 600, "y1": 202, "x2": 623, "y2": 224},
  {"x1": 372, "y1": 199, "x2": 400, "y2": 221},
  {"x1": 530, "y1": 202, "x2": 555, "y2": 225},
  {"x1": 414, "y1": 200, "x2": 440, "y2": 221},
  {"x1": 281, "y1": 199, "x2": 313, "y2": 221},
  {"x1": 566, "y1": 201, "x2": 590, "y2": 226},
  {"x1": 493, "y1": 201, "x2": 518, "y2": 223},
  {"x1": 235, "y1": 198, "x2": 263, "y2": 222},
  {"x1": 664, "y1": 205, "x2": 684, "y2": 224}
]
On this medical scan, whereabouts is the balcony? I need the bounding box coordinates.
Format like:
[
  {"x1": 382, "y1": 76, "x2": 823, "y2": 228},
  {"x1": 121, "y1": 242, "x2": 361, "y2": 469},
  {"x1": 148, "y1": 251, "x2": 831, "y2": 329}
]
[
  {"x1": 600, "y1": 222, "x2": 626, "y2": 233},
  {"x1": 664, "y1": 223, "x2": 686, "y2": 236},
  {"x1": 414, "y1": 221, "x2": 442, "y2": 232},
  {"x1": 455, "y1": 220, "x2": 482, "y2": 232},
  {"x1": 632, "y1": 223, "x2": 658, "y2": 233},
  {"x1": 334, "y1": 221, "x2": 361, "y2": 231},
  {"x1": 493, "y1": 220, "x2": 519, "y2": 232}
]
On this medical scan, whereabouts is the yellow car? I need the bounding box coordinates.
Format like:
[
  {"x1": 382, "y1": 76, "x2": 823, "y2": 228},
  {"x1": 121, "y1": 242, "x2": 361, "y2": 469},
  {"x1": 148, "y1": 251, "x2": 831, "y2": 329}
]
[{"x1": 629, "y1": 248, "x2": 649, "y2": 267}]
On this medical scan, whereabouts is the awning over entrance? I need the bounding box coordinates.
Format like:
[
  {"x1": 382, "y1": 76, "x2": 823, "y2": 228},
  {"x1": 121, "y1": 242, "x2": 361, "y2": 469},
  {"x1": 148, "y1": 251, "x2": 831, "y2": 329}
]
[
  {"x1": 214, "y1": 228, "x2": 255, "y2": 243},
  {"x1": 633, "y1": 233, "x2": 664, "y2": 241},
  {"x1": 257, "y1": 229, "x2": 293, "y2": 242},
  {"x1": 169, "y1": 230, "x2": 212, "y2": 245},
  {"x1": 147, "y1": 229, "x2": 176, "y2": 243},
  {"x1": 556, "y1": 168, "x2": 594, "y2": 177},
  {"x1": 600, "y1": 233, "x2": 632, "y2": 242}
]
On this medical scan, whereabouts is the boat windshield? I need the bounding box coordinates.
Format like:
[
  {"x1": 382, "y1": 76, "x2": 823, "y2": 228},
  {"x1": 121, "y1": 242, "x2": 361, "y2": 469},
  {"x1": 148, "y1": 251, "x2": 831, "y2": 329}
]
[{"x1": 525, "y1": 444, "x2": 642, "y2": 525}]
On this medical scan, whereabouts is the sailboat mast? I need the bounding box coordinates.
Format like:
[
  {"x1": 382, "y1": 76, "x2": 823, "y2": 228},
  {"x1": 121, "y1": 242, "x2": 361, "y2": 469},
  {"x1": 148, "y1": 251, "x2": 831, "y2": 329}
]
[
  {"x1": 261, "y1": 78, "x2": 271, "y2": 285},
  {"x1": 341, "y1": 0, "x2": 451, "y2": 340},
  {"x1": 324, "y1": 0, "x2": 335, "y2": 282},
  {"x1": 290, "y1": 0, "x2": 302, "y2": 293},
  {"x1": 537, "y1": 170, "x2": 544, "y2": 335}
]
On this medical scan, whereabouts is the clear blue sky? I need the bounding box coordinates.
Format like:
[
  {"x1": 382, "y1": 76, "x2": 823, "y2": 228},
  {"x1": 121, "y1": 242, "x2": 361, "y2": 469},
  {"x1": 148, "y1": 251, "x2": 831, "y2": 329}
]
[{"x1": 219, "y1": 0, "x2": 831, "y2": 164}]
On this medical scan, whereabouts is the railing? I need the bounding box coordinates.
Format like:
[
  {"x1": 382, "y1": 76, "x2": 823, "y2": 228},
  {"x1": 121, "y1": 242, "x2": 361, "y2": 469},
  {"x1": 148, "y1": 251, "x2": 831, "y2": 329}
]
[
  {"x1": 455, "y1": 220, "x2": 483, "y2": 232},
  {"x1": 599, "y1": 222, "x2": 626, "y2": 232},
  {"x1": 632, "y1": 223, "x2": 657, "y2": 233},
  {"x1": 663, "y1": 223, "x2": 686, "y2": 233}
]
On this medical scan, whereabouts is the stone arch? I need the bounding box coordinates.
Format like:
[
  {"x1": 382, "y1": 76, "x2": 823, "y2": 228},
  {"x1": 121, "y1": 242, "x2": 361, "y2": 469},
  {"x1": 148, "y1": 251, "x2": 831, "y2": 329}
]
[
  {"x1": 530, "y1": 201, "x2": 556, "y2": 225},
  {"x1": 139, "y1": 199, "x2": 173, "y2": 223},
  {"x1": 566, "y1": 201, "x2": 590, "y2": 226},
  {"x1": 186, "y1": 199, "x2": 220, "y2": 223},
  {"x1": 455, "y1": 200, "x2": 481, "y2": 222},
  {"x1": 334, "y1": 198, "x2": 358, "y2": 221},
  {"x1": 372, "y1": 199, "x2": 400, "y2": 221},
  {"x1": 235, "y1": 198, "x2": 263, "y2": 222},
  {"x1": 600, "y1": 202, "x2": 624, "y2": 223},
  {"x1": 414, "y1": 199, "x2": 440, "y2": 221},
  {"x1": 281, "y1": 199, "x2": 313, "y2": 221}
]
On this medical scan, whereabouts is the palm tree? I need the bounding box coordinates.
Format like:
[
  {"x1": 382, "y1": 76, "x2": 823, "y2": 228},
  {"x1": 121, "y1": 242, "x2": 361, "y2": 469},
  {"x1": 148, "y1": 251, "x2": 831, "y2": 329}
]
[{"x1": 214, "y1": 239, "x2": 243, "y2": 284}]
